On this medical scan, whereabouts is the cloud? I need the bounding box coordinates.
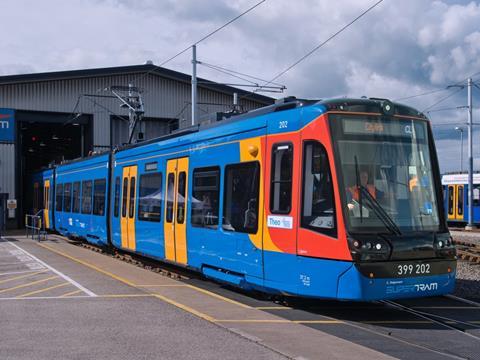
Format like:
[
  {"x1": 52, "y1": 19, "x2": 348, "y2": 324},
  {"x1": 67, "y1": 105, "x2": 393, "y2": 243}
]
[{"x1": 0, "y1": 0, "x2": 479, "y2": 172}]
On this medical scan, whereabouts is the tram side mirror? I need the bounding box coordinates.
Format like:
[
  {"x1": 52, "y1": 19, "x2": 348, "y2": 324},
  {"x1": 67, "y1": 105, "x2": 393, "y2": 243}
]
[{"x1": 137, "y1": 132, "x2": 144, "y2": 141}]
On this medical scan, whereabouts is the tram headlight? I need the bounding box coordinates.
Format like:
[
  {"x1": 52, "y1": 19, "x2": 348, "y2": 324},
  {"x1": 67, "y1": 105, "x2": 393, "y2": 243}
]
[
  {"x1": 434, "y1": 233, "x2": 456, "y2": 258},
  {"x1": 348, "y1": 236, "x2": 391, "y2": 261}
]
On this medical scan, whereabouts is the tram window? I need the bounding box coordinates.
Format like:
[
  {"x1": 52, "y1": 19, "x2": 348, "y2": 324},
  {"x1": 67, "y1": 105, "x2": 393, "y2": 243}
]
[
  {"x1": 129, "y1": 177, "x2": 136, "y2": 218},
  {"x1": 55, "y1": 184, "x2": 64, "y2": 212},
  {"x1": 301, "y1": 141, "x2": 336, "y2": 235},
  {"x1": 64, "y1": 183, "x2": 72, "y2": 212},
  {"x1": 113, "y1": 177, "x2": 120, "y2": 217},
  {"x1": 177, "y1": 172, "x2": 187, "y2": 224},
  {"x1": 93, "y1": 179, "x2": 106, "y2": 216},
  {"x1": 81, "y1": 180, "x2": 93, "y2": 214},
  {"x1": 191, "y1": 167, "x2": 220, "y2": 228},
  {"x1": 448, "y1": 186, "x2": 454, "y2": 215},
  {"x1": 138, "y1": 172, "x2": 162, "y2": 222},
  {"x1": 223, "y1": 161, "x2": 260, "y2": 234},
  {"x1": 457, "y1": 186, "x2": 464, "y2": 216},
  {"x1": 166, "y1": 173, "x2": 175, "y2": 223},
  {"x1": 270, "y1": 143, "x2": 293, "y2": 214},
  {"x1": 122, "y1": 178, "x2": 128, "y2": 218},
  {"x1": 72, "y1": 182, "x2": 81, "y2": 213}
]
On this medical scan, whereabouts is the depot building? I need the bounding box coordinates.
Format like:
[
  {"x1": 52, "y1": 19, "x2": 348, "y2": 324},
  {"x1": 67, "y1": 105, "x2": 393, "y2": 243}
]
[{"x1": 0, "y1": 64, "x2": 273, "y2": 228}]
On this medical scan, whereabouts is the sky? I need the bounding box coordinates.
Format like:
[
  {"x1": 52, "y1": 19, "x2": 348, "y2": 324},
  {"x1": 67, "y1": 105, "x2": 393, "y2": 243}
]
[{"x1": 1, "y1": 0, "x2": 480, "y2": 173}]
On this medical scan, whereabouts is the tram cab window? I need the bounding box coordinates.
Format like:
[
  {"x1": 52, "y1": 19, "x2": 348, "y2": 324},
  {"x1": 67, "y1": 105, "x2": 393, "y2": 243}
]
[
  {"x1": 270, "y1": 143, "x2": 293, "y2": 214},
  {"x1": 64, "y1": 183, "x2": 72, "y2": 212},
  {"x1": 301, "y1": 141, "x2": 336, "y2": 235},
  {"x1": 191, "y1": 167, "x2": 220, "y2": 228},
  {"x1": 138, "y1": 173, "x2": 162, "y2": 222},
  {"x1": 81, "y1": 180, "x2": 93, "y2": 214},
  {"x1": 113, "y1": 177, "x2": 120, "y2": 217},
  {"x1": 55, "y1": 184, "x2": 64, "y2": 212},
  {"x1": 93, "y1": 179, "x2": 106, "y2": 216},
  {"x1": 223, "y1": 161, "x2": 260, "y2": 234},
  {"x1": 72, "y1": 182, "x2": 81, "y2": 213}
]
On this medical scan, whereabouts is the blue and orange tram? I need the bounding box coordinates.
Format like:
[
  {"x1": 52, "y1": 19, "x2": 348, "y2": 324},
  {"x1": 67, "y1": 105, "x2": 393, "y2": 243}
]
[{"x1": 29, "y1": 97, "x2": 456, "y2": 301}]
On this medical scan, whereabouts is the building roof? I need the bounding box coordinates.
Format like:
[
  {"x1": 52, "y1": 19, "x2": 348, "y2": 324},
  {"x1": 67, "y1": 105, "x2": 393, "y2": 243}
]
[{"x1": 0, "y1": 64, "x2": 274, "y2": 105}]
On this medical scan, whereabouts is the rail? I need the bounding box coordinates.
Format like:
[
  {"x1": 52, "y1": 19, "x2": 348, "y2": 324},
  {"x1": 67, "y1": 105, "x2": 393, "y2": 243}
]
[{"x1": 25, "y1": 210, "x2": 47, "y2": 241}]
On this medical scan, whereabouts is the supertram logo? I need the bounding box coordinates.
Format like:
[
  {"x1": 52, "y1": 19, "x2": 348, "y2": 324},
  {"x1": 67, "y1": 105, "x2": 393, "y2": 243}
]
[{"x1": 0, "y1": 109, "x2": 15, "y2": 142}]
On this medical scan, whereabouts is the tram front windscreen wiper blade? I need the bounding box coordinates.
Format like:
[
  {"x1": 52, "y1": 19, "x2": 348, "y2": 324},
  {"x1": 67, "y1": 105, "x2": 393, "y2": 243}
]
[{"x1": 360, "y1": 185, "x2": 402, "y2": 236}]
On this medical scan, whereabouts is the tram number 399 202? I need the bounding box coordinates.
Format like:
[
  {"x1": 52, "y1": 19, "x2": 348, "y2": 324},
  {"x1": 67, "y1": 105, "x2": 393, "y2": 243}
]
[{"x1": 397, "y1": 263, "x2": 431, "y2": 276}]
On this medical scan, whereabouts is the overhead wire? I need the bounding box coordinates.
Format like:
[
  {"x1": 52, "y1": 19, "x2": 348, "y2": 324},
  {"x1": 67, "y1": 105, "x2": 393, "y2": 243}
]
[
  {"x1": 199, "y1": 61, "x2": 285, "y2": 87},
  {"x1": 240, "y1": 0, "x2": 385, "y2": 101},
  {"x1": 421, "y1": 87, "x2": 464, "y2": 113},
  {"x1": 199, "y1": 62, "x2": 259, "y2": 86},
  {"x1": 133, "y1": 0, "x2": 267, "y2": 85}
]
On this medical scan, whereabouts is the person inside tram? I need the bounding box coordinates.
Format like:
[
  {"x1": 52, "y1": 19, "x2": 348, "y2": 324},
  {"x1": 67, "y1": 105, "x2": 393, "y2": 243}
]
[
  {"x1": 347, "y1": 169, "x2": 384, "y2": 211},
  {"x1": 244, "y1": 198, "x2": 257, "y2": 230}
]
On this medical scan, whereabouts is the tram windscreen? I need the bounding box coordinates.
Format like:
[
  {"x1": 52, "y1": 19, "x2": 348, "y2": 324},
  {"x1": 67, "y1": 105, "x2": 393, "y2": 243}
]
[{"x1": 330, "y1": 114, "x2": 441, "y2": 234}]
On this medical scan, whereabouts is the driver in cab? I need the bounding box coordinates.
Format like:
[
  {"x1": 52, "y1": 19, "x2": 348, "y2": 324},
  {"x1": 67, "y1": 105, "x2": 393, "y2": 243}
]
[{"x1": 347, "y1": 170, "x2": 383, "y2": 211}]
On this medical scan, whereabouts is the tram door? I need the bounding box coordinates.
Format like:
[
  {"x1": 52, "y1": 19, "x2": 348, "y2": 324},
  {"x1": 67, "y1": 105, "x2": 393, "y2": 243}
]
[
  {"x1": 456, "y1": 185, "x2": 464, "y2": 221},
  {"x1": 44, "y1": 180, "x2": 51, "y2": 228},
  {"x1": 121, "y1": 166, "x2": 138, "y2": 251},
  {"x1": 164, "y1": 157, "x2": 189, "y2": 265},
  {"x1": 447, "y1": 185, "x2": 464, "y2": 221}
]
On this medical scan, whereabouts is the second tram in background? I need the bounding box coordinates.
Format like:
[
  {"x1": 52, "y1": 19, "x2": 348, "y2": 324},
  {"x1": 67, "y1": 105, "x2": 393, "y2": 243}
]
[
  {"x1": 30, "y1": 97, "x2": 456, "y2": 301},
  {"x1": 442, "y1": 173, "x2": 480, "y2": 226}
]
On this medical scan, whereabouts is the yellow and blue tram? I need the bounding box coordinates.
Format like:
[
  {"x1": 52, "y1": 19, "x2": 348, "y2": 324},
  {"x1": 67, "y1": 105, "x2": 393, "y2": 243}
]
[
  {"x1": 30, "y1": 97, "x2": 456, "y2": 301},
  {"x1": 442, "y1": 173, "x2": 480, "y2": 225}
]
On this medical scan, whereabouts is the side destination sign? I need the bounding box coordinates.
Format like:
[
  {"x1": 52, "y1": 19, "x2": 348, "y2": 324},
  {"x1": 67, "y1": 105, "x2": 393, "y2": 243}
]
[{"x1": 0, "y1": 109, "x2": 15, "y2": 142}]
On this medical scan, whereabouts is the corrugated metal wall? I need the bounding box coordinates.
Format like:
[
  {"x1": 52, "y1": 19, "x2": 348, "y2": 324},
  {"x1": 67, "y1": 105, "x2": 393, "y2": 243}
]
[
  {"x1": 0, "y1": 69, "x2": 270, "y2": 225},
  {"x1": 0, "y1": 143, "x2": 15, "y2": 198},
  {"x1": 0, "y1": 73, "x2": 266, "y2": 149}
]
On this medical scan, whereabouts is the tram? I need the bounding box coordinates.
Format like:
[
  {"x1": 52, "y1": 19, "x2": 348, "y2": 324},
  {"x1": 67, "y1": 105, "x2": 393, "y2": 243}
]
[
  {"x1": 30, "y1": 97, "x2": 456, "y2": 301},
  {"x1": 442, "y1": 173, "x2": 480, "y2": 225}
]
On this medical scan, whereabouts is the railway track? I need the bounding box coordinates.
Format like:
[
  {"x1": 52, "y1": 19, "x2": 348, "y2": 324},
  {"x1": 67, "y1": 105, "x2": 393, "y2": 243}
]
[{"x1": 453, "y1": 240, "x2": 480, "y2": 264}]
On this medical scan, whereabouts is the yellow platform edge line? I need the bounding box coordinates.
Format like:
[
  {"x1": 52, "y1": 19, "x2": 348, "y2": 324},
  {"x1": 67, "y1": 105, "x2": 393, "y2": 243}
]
[
  {"x1": 37, "y1": 243, "x2": 136, "y2": 287},
  {"x1": 152, "y1": 294, "x2": 216, "y2": 322},
  {"x1": 37, "y1": 242, "x2": 218, "y2": 323},
  {"x1": 185, "y1": 285, "x2": 251, "y2": 309}
]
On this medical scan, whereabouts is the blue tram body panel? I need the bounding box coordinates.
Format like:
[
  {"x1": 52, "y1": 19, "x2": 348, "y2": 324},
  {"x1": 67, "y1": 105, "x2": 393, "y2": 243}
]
[
  {"x1": 33, "y1": 98, "x2": 456, "y2": 301},
  {"x1": 54, "y1": 154, "x2": 110, "y2": 246}
]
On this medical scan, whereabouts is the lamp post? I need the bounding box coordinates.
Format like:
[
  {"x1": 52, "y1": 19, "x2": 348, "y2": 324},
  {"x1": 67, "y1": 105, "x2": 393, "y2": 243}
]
[{"x1": 455, "y1": 126, "x2": 464, "y2": 173}]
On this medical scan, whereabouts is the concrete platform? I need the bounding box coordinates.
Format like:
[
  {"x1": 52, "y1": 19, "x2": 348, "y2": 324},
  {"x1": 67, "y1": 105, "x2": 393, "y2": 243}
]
[{"x1": 0, "y1": 236, "x2": 393, "y2": 360}]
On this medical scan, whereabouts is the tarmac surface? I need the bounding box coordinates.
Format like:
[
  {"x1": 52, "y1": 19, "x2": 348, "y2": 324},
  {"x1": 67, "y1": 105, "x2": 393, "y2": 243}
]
[
  {"x1": 0, "y1": 236, "x2": 392, "y2": 360},
  {"x1": 2, "y1": 233, "x2": 480, "y2": 360}
]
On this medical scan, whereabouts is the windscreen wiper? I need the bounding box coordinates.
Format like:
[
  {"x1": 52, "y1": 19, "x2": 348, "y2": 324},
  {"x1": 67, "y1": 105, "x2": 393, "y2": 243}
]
[
  {"x1": 354, "y1": 156, "x2": 363, "y2": 223},
  {"x1": 360, "y1": 186, "x2": 402, "y2": 236}
]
